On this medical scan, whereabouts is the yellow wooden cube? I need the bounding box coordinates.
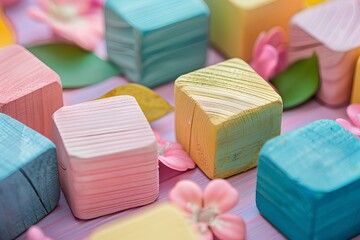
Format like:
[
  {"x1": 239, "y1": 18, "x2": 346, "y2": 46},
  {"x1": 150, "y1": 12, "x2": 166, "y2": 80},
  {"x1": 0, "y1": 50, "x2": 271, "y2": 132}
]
[
  {"x1": 204, "y1": 0, "x2": 304, "y2": 61},
  {"x1": 351, "y1": 57, "x2": 360, "y2": 104},
  {"x1": 90, "y1": 204, "x2": 198, "y2": 240},
  {"x1": 175, "y1": 59, "x2": 283, "y2": 179}
]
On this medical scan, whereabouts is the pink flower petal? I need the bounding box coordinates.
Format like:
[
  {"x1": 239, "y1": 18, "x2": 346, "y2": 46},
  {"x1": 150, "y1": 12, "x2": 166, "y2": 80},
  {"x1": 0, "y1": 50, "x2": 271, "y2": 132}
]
[
  {"x1": 252, "y1": 32, "x2": 267, "y2": 60},
  {"x1": 250, "y1": 44, "x2": 279, "y2": 81},
  {"x1": 27, "y1": 226, "x2": 52, "y2": 240},
  {"x1": 336, "y1": 118, "x2": 360, "y2": 138},
  {"x1": 266, "y1": 27, "x2": 285, "y2": 49},
  {"x1": 274, "y1": 45, "x2": 287, "y2": 74},
  {"x1": 194, "y1": 223, "x2": 213, "y2": 240},
  {"x1": 210, "y1": 214, "x2": 246, "y2": 240},
  {"x1": 203, "y1": 179, "x2": 239, "y2": 213},
  {"x1": 347, "y1": 104, "x2": 360, "y2": 128},
  {"x1": 159, "y1": 155, "x2": 189, "y2": 171},
  {"x1": 169, "y1": 180, "x2": 203, "y2": 214}
]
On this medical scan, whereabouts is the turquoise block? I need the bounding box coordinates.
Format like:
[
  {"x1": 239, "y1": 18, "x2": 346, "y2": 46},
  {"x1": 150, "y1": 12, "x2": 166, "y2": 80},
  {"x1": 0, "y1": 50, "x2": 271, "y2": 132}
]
[
  {"x1": 0, "y1": 113, "x2": 60, "y2": 240},
  {"x1": 105, "y1": 0, "x2": 209, "y2": 88},
  {"x1": 256, "y1": 120, "x2": 360, "y2": 240}
]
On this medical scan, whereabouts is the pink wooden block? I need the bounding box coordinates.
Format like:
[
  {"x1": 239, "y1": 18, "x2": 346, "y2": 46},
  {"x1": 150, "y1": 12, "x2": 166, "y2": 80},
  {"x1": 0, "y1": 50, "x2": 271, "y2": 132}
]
[
  {"x1": 52, "y1": 96, "x2": 159, "y2": 220},
  {"x1": 288, "y1": 0, "x2": 360, "y2": 106},
  {"x1": 0, "y1": 44, "x2": 63, "y2": 139}
]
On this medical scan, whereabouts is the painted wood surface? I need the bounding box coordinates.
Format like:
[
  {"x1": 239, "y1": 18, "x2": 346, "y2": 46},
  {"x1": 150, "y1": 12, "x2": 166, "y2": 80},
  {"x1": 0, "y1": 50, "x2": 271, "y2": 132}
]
[
  {"x1": 105, "y1": 0, "x2": 209, "y2": 88},
  {"x1": 204, "y1": 0, "x2": 304, "y2": 61},
  {"x1": 0, "y1": 113, "x2": 59, "y2": 240},
  {"x1": 90, "y1": 204, "x2": 198, "y2": 240},
  {"x1": 257, "y1": 120, "x2": 360, "y2": 239},
  {"x1": 0, "y1": 44, "x2": 63, "y2": 140},
  {"x1": 175, "y1": 59, "x2": 282, "y2": 179},
  {"x1": 289, "y1": 0, "x2": 360, "y2": 106},
  {"x1": 52, "y1": 96, "x2": 159, "y2": 220},
  {"x1": 352, "y1": 57, "x2": 360, "y2": 104},
  {"x1": 6, "y1": 2, "x2": 360, "y2": 239}
]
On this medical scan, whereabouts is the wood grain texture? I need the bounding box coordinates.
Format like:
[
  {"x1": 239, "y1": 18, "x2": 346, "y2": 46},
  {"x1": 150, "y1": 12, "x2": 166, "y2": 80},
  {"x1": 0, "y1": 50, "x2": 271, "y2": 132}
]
[
  {"x1": 204, "y1": 0, "x2": 304, "y2": 61},
  {"x1": 351, "y1": 57, "x2": 360, "y2": 104},
  {"x1": 175, "y1": 59, "x2": 283, "y2": 179},
  {"x1": 89, "y1": 204, "x2": 198, "y2": 240},
  {"x1": 257, "y1": 120, "x2": 360, "y2": 240},
  {"x1": 289, "y1": 0, "x2": 360, "y2": 106},
  {"x1": 0, "y1": 113, "x2": 59, "y2": 240},
  {"x1": 0, "y1": 44, "x2": 63, "y2": 140},
  {"x1": 105, "y1": 0, "x2": 209, "y2": 87},
  {"x1": 52, "y1": 96, "x2": 159, "y2": 220}
]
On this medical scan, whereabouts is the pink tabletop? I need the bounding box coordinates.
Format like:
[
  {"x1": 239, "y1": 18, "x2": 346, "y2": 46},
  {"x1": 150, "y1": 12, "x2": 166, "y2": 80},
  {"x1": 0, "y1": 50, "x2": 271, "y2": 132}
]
[{"x1": 5, "y1": 1, "x2": 358, "y2": 239}]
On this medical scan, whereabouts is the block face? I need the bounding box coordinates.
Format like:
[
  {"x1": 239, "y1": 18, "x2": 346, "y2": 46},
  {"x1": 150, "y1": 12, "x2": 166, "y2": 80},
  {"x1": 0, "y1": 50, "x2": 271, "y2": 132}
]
[
  {"x1": 256, "y1": 120, "x2": 360, "y2": 240},
  {"x1": 52, "y1": 96, "x2": 159, "y2": 219},
  {"x1": 90, "y1": 204, "x2": 198, "y2": 240},
  {"x1": 175, "y1": 59, "x2": 282, "y2": 179},
  {"x1": 205, "y1": 0, "x2": 303, "y2": 61},
  {"x1": 105, "y1": 0, "x2": 209, "y2": 87},
  {"x1": 289, "y1": 0, "x2": 360, "y2": 106},
  {"x1": 351, "y1": 57, "x2": 360, "y2": 104},
  {"x1": 0, "y1": 113, "x2": 60, "y2": 240},
  {"x1": 0, "y1": 44, "x2": 63, "y2": 139}
]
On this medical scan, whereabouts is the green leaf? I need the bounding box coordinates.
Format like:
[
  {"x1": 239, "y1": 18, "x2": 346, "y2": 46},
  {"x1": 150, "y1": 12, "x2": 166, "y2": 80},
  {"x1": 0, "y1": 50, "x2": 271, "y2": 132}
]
[
  {"x1": 27, "y1": 43, "x2": 121, "y2": 88},
  {"x1": 271, "y1": 54, "x2": 320, "y2": 110}
]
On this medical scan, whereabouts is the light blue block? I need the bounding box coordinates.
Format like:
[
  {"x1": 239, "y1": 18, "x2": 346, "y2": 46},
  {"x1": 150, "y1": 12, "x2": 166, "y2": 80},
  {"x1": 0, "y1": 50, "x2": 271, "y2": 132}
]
[
  {"x1": 256, "y1": 120, "x2": 360, "y2": 240},
  {"x1": 105, "y1": 0, "x2": 209, "y2": 88},
  {"x1": 0, "y1": 113, "x2": 60, "y2": 240}
]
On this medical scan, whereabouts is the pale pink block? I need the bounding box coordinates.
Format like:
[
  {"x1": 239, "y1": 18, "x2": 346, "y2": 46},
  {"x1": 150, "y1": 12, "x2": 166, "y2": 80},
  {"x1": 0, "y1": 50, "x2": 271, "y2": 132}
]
[
  {"x1": 288, "y1": 0, "x2": 360, "y2": 106},
  {"x1": 52, "y1": 96, "x2": 159, "y2": 220},
  {"x1": 0, "y1": 44, "x2": 63, "y2": 139}
]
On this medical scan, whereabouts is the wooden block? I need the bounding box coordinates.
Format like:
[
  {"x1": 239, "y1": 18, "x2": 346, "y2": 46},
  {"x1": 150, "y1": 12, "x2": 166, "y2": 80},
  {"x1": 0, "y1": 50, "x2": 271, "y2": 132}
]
[
  {"x1": 204, "y1": 0, "x2": 303, "y2": 61},
  {"x1": 351, "y1": 57, "x2": 360, "y2": 104},
  {"x1": 0, "y1": 44, "x2": 63, "y2": 139},
  {"x1": 52, "y1": 96, "x2": 159, "y2": 219},
  {"x1": 289, "y1": 0, "x2": 360, "y2": 106},
  {"x1": 90, "y1": 204, "x2": 198, "y2": 240},
  {"x1": 105, "y1": 0, "x2": 209, "y2": 88},
  {"x1": 0, "y1": 113, "x2": 60, "y2": 240},
  {"x1": 175, "y1": 58, "x2": 283, "y2": 179},
  {"x1": 256, "y1": 120, "x2": 360, "y2": 240}
]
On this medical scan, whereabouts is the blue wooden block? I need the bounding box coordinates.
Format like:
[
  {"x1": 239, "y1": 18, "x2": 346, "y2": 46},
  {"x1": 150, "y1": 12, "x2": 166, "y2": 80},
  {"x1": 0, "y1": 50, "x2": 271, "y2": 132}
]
[
  {"x1": 0, "y1": 113, "x2": 60, "y2": 240},
  {"x1": 256, "y1": 120, "x2": 360, "y2": 240},
  {"x1": 105, "y1": 0, "x2": 209, "y2": 88}
]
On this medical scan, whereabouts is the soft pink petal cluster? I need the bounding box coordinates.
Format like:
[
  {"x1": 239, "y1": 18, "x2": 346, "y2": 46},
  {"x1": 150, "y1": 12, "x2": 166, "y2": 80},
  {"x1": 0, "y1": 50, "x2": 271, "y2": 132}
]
[
  {"x1": 28, "y1": 0, "x2": 104, "y2": 50},
  {"x1": 336, "y1": 104, "x2": 360, "y2": 138},
  {"x1": 250, "y1": 27, "x2": 287, "y2": 81},
  {"x1": 169, "y1": 179, "x2": 246, "y2": 240}
]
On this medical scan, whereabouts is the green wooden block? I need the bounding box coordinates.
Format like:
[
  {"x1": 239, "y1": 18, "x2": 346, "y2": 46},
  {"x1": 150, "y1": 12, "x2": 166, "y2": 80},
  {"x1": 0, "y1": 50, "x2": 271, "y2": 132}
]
[{"x1": 0, "y1": 113, "x2": 60, "y2": 240}]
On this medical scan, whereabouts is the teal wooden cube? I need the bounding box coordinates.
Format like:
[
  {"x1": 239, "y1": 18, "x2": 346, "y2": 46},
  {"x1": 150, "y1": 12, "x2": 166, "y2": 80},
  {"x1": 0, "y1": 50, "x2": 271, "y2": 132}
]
[
  {"x1": 0, "y1": 113, "x2": 60, "y2": 240},
  {"x1": 105, "y1": 0, "x2": 209, "y2": 88},
  {"x1": 256, "y1": 120, "x2": 360, "y2": 240}
]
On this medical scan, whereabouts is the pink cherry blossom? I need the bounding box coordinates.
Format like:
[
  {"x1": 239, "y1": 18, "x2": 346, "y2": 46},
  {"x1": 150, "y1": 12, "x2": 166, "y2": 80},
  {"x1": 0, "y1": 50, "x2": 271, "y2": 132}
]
[
  {"x1": 27, "y1": 226, "x2": 52, "y2": 240},
  {"x1": 169, "y1": 179, "x2": 246, "y2": 240},
  {"x1": 250, "y1": 27, "x2": 287, "y2": 81},
  {"x1": 336, "y1": 104, "x2": 360, "y2": 138},
  {"x1": 154, "y1": 131, "x2": 195, "y2": 171},
  {"x1": 28, "y1": 0, "x2": 104, "y2": 50}
]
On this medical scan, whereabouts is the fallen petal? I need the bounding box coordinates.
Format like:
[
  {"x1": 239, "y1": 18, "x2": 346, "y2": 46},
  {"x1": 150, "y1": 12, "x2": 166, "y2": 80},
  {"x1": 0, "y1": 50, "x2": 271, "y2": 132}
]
[
  {"x1": 336, "y1": 118, "x2": 360, "y2": 138},
  {"x1": 210, "y1": 214, "x2": 246, "y2": 240},
  {"x1": 250, "y1": 44, "x2": 279, "y2": 81},
  {"x1": 159, "y1": 155, "x2": 189, "y2": 171},
  {"x1": 252, "y1": 32, "x2": 267, "y2": 60},
  {"x1": 169, "y1": 180, "x2": 202, "y2": 214},
  {"x1": 203, "y1": 179, "x2": 239, "y2": 213},
  {"x1": 27, "y1": 226, "x2": 52, "y2": 240},
  {"x1": 347, "y1": 104, "x2": 360, "y2": 128}
]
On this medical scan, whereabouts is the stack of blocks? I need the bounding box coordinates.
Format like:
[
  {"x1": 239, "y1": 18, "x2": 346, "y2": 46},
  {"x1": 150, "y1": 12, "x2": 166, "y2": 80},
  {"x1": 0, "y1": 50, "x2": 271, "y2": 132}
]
[
  {"x1": 104, "y1": 0, "x2": 209, "y2": 88},
  {"x1": 90, "y1": 204, "x2": 198, "y2": 240},
  {"x1": 204, "y1": 0, "x2": 304, "y2": 61},
  {"x1": 52, "y1": 96, "x2": 159, "y2": 219},
  {"x1": 0, "y1": 114, "x2": 59, "y2": 240},
  {"x1": 256, "y1": 120, "x2": 360, "y2": 239},
  {"x1": 0, "y1": 44, "x2": 63, "y2": 140},
  {"x1": 175, "y1": 59, "x2": 283, "y2": 179}
]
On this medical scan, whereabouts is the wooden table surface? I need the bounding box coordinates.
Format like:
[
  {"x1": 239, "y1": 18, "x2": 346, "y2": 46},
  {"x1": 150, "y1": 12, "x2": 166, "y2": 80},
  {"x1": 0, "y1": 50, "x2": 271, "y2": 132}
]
[{"x1": 5, "y1": 1, "x2": 359, "y2": 239}]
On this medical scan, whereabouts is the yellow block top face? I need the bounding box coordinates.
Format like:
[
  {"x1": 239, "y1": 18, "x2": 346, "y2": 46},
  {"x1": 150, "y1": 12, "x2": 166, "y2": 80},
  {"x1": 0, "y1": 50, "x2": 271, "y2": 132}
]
[
  {"x1": 229, "y1": 0, "x2": 278, "y2": 9},
  {"x1": 175, "y1": 58, "x2": 282, "y2": 126},
  {"x1": 90, "y1": 204, "x2": 198, "y2": 240}
]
